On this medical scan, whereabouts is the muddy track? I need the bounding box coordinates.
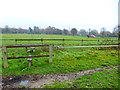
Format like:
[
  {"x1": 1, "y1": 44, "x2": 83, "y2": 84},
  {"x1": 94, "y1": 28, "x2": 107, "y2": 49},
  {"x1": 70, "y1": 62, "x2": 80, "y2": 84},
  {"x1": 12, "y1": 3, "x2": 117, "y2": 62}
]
[{"x1": 1, "y1": 66, "x2": 119, "y2": 89}]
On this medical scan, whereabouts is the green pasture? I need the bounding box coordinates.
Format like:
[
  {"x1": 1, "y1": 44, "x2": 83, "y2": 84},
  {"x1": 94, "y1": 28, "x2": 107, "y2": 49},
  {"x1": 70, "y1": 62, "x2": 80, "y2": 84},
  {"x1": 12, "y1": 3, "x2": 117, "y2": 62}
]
[
  {"x1": 1, "y1": 34, "x2": 119, "y2": 76},
  {"x1": 2, "y1": 47, "x2": 118, "y2": 76},
  {"x1": 1, "y1": 34, "x2": 118, "y2": 45},
  {"x1": 2, "y1": 34, "x2": 118, "y2": 39},
  {"x1": 1, "y1": 34, "x2": 119, "y2": 88}
]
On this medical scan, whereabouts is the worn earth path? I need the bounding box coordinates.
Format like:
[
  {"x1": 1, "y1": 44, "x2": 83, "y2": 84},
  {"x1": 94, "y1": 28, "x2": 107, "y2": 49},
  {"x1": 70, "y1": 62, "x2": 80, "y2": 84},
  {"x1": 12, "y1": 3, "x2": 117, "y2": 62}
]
[{"x1": 1, "y1": 66, "x2": 119, "y2": 88}]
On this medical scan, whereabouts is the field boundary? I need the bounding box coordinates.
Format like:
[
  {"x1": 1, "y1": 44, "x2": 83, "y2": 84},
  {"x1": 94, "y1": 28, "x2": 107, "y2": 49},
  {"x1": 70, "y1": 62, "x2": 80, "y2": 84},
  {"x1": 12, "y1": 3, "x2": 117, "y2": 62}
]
[
  {"x1": 59, "y1": 45, "x2": 120, "y2": 48},
  {"x1": 1, "y1": 39, "x2": 119, "y2": 41},
  {"x1": 1, "y1": 39, "x2": 119, "y2": 46},
  {"x1": 2, "y1": 44, "x2": 53, "y2": 68},
  {"x1": 1, "y1": 44, "x2": 119, "y2": 68}
]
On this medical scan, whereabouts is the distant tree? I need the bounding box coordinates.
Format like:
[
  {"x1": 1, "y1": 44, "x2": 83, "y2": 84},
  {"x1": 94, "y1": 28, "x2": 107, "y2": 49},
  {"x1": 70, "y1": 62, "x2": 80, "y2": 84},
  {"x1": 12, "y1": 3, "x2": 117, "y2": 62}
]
[
  {"x1": 71, "y1": 28, "x2": 77, "y2": 36},
  {"x1": 11, "y1": 27, "x2": 18, "y2": 34},
  {"x1": 106, "y1": 31, "x2": 111, "y2": 36},
  {"x1": 4, "y1": 25, "x2": 10, "y2": 33},
  {"x1": 45, "y1": 26, "x2": 52, "y2": 34},
  {"x1": 0, "y1": 27, "x2": 2, "y2": 34},
  {"x1": 40, "y1": 29, "x2": 46, "y2": 34},
  {"x1": 88, "y1": 28, "x2": 91, "y2": 35},
  {"x1": 79, "y1": 29, "x2": 87, "y2": 36},
  {"x1": 36, "y1": 27, "x2": 40, "y2": 34},
  {"x1": 37, "y1": 27, "x2": 41, "y2": 34},
  {"x1": 45, "y1": 26, "x2": 63, "y2": 35},
  {"x1": 18, "y1": 27, "x2": 25, "y2": 33},
  {"x1": 112, "y1": 25, "x2": 120, "y2": 39},
  {"x1": 63, "y1": 29, "x2": 69, "y2": 35},
  {"x1": 118, "y1": 25, "x2": 120, "y2": 40},
  {"x1": 100, "y1": 27, "x2": 106, "y2": 37},
  {"x1": 5, "y1": 25, "x2": 9, "y2": 29},
  {"x1": 56, "y1": 29, "x2": 62, "y2": 35},
  {"x1": 29, "y1": 27, "x2": 33, "y2": 34},
  {"x1": 33, "y1": 26, "x2": 38, "y2": 34},
  {"x1": 90, "y1": 29, "x2": 98, "y2": 36},
  {"x1": 112, "y1": 27, "x2": 119, "y2": 36}
]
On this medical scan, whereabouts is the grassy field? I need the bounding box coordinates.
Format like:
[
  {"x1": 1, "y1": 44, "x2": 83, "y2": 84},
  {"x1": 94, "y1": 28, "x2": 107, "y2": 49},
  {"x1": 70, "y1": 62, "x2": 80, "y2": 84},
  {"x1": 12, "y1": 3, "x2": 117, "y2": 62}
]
[
  {"x1": 2, "y1": 34, "x2": 118, "y2": 39},
  {"x1": 2, "y1": 47, "x2": 118, "y2": 76},
  {"x1": 1, "y1": 34, "x2": 118, "y2": 45},
  {"x1": 1, "y1": 34, "x2": 119, "y2": 88}
]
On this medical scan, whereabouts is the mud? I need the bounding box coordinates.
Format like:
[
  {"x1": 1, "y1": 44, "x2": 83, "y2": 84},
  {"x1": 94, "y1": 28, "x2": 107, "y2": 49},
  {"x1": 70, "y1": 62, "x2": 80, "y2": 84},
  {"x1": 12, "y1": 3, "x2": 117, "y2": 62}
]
[{"x1": 1, "y1": 66, "x2": 119, "y2": 89}]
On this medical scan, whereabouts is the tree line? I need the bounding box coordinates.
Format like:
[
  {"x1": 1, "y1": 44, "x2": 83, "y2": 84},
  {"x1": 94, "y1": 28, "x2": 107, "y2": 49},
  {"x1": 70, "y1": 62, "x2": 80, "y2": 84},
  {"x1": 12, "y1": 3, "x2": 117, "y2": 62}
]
[{"x1": 0, "y1": 25, "x2": 119, "y2": 37}]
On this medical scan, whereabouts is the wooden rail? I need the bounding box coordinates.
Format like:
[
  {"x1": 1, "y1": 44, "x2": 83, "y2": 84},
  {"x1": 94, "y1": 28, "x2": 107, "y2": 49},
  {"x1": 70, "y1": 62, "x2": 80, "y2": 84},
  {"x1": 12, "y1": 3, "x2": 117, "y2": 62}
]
[
  {"x1": 5, "y1": 44, "x2": 49, "y2": 48},
  {"x1": 2, "y1": 43, "x2": 119, "y2": 68},
  {"x1": 1, "y1": 39, "x2": 119, "y2": 41},
  {"x1": 7, "y1": 55, "x2": 54, "y2": 59},
  {"x1": 1, "y1": 39, "x2": 119, "y2": 46},
  {"x1": 0, "y1": 44, "x2": 119, "y2": 48},
  {"x1": 59, "y1": 45, "x2": 120, "y2": 48},
  {"x1": 2, "y1": 44, "x2": 53, "y2": 68}
]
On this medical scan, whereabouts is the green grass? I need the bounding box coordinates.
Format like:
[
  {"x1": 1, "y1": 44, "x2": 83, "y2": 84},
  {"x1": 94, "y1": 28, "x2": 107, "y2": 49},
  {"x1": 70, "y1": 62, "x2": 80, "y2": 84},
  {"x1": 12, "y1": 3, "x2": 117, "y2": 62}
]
[
  {"x1": 1, "y1": 34, "x2": 119, "y2": 76},
  {"x1": 2, "y1": 34, "x2": 118, "y2": 76},
  {"x1": 0, "y1": 48, "x2": 2, "y2": 76},
  {"x1": 1, "y1": 34, "x2": 118, "y2": 45},
  {"x1": 2, "y1": 47, "x2": 118, "y2": 76},
  {"x1": 1, "y1": 34, "x2": 119, "y2": 88},
  {"x1": 2, "y1": 34, "x2": 117, "y2": 39},
  {"x1": 44, "y1": 68, "x2": 119, "y2": 88}
]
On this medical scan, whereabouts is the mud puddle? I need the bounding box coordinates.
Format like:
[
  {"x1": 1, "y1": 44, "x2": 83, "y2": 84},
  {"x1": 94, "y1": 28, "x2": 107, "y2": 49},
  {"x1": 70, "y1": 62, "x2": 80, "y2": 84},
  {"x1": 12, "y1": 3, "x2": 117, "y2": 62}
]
[
  {"x1": 13, "y1": 80, "x2": 29, "y2": 87},
  {"x1": 1, "y1": 66, "x2": 119, "y2": 88}
]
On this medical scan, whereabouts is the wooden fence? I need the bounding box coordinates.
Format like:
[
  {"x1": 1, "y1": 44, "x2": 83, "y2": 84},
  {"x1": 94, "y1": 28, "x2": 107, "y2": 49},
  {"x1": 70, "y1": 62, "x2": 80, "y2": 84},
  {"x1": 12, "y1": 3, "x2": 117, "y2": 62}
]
[
  {"x1": 1, "y1": 39, "x2": 119, "y2": 46},
  {"x1": 1, "y1": 39, "x2": 119, "y2": 68},
  {"x1": 2, "y1": 44, "x2": 53, "y2": 68},
  {"x1": 1, "y1": 42, "x2": 119, "y2": 68}
]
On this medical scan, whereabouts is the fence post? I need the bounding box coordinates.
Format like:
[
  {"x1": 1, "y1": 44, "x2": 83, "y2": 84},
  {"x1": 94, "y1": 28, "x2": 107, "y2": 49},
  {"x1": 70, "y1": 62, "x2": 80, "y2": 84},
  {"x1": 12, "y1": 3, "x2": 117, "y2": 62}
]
[
  {"x1": 81, "y1": 40, "x2": 83, "y2": 46},
  {"x1": 27, "y1": 55, "x2": 32, "y2": 67},
  {"x1": 41, "y1": 38, "x2": 43, "y2": 44},
  {"x1": 98, "y1": 40, "x2": 99, "y2": 45},
  {"x1": 2, "y1": 46, "x2": 8, "y2": 68},
  {"x1": 62, "y1": 39, "x2": 64, "y2": 46},
  {"x1": 15, "y1": 39, "x2": 17, "y2": 45},
  {"x1": 49, "y1": 44, "x2": 52, "y2": 63},
  {"x1": 111, "y1": 40, "x2": 113, "y2": 44}
]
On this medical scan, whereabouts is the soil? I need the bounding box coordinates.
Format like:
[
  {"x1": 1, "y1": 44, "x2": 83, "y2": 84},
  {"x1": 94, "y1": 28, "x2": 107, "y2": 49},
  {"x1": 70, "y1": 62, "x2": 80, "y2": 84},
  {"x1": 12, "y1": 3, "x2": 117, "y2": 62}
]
[{"x1": 1, "y1": 66, "x2": 119, "y2": 89}]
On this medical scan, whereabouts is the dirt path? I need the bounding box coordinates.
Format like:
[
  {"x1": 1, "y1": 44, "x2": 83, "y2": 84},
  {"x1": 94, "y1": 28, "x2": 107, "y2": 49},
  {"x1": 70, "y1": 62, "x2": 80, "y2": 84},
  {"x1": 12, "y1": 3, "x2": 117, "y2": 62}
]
[{"x1": 1, "y1": 66, "x2": 119, "y2": 88}]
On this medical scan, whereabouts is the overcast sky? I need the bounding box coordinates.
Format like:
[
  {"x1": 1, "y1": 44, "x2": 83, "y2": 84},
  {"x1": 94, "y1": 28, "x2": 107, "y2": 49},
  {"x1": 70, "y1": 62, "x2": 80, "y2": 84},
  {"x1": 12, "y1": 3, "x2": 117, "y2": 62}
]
[{"x1": 0, "y1": 0, "x2": 119, "y2": 32}]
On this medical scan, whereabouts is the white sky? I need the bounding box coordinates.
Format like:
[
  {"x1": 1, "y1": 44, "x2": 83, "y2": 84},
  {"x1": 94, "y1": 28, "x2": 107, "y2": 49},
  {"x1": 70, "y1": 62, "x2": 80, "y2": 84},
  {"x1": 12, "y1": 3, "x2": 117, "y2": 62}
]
[{"x1": 0, "y1": 0, "x2": 119, "y2": 32}]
